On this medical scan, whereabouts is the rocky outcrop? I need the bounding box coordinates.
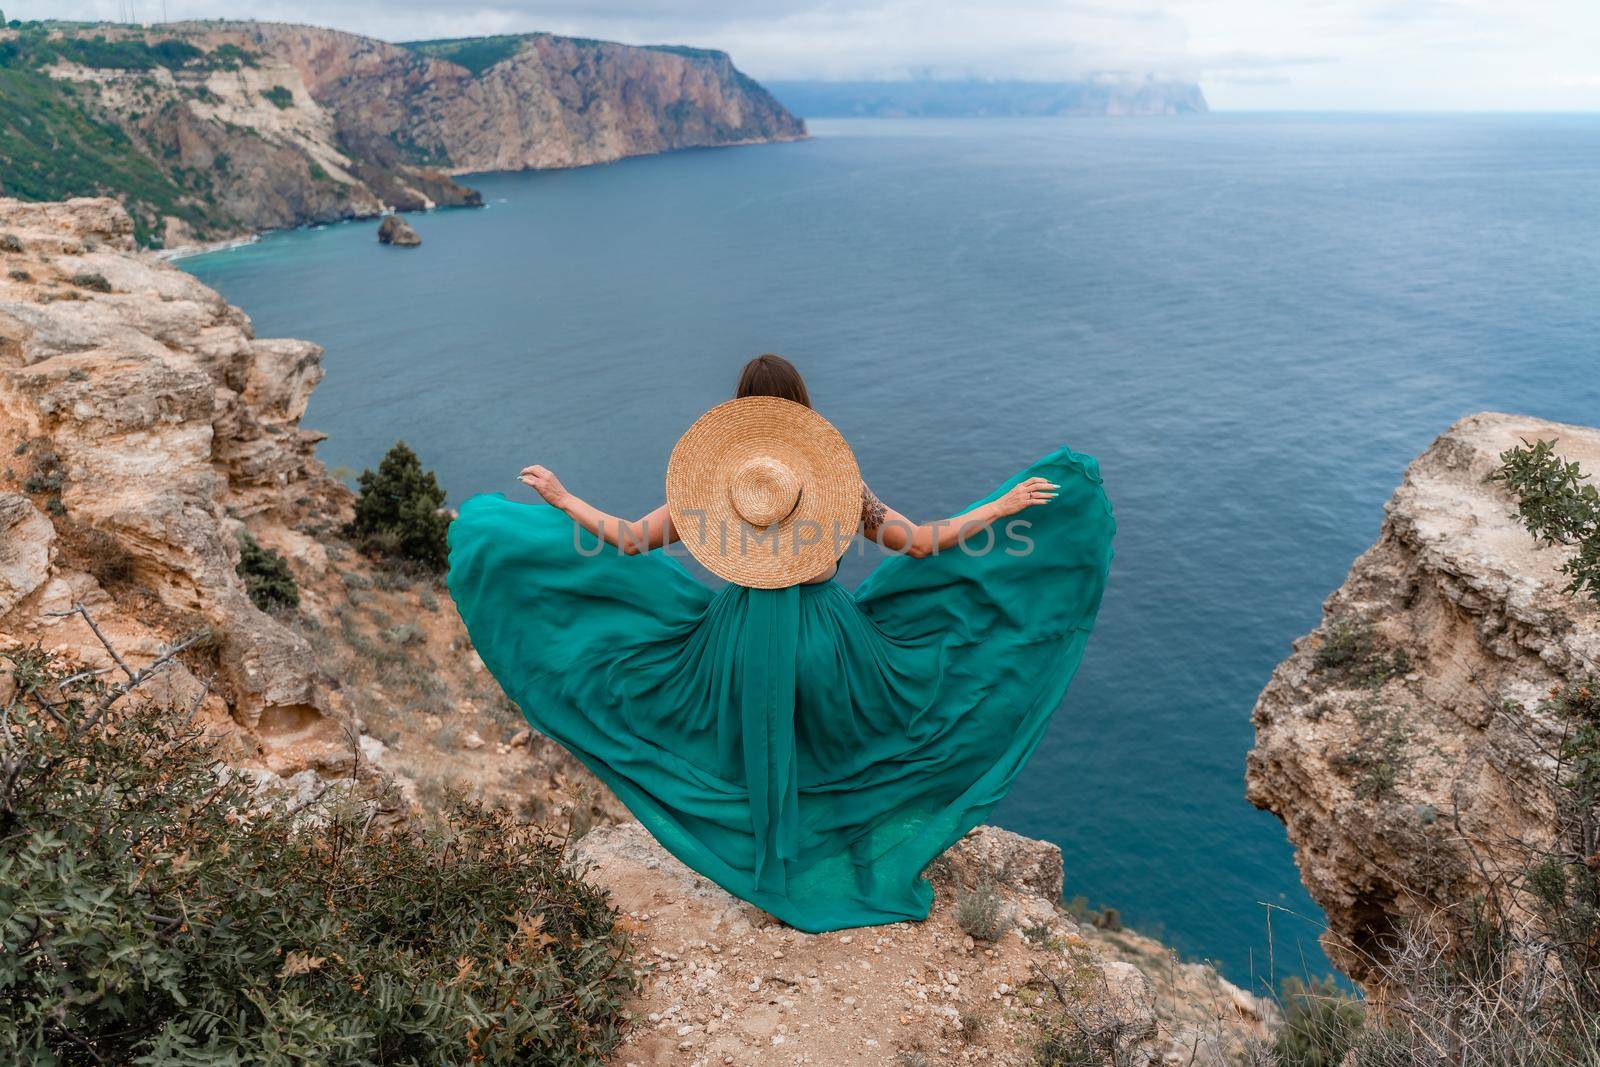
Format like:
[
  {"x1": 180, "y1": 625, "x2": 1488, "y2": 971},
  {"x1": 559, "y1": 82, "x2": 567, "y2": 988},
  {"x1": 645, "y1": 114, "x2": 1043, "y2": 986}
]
[
  {"x1": 0, "y1": 21, "x2": 804, "y2": 249},
  {"x1": 376, "y1": 215, "x2": 420, "y2": 247},
  {"x1": 1246, "y1": 412, "x2": 1600, "y2": 988},
  {"x1": 0, "y1": 192, "x2": 632, "y2": 811},
  {"x1": 576, "y1": 821, "x2": 1272, "y2": 1066},
  {"x1": 0, "y1": 195, "x2": 341, "y2": 757}
]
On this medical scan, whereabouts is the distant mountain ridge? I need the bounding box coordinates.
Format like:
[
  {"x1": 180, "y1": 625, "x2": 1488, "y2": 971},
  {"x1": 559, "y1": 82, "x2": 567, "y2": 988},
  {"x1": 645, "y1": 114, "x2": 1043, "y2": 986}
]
[
  {"x1": 0, "y1": 20, "x2": 805, "y2": 247},
  {"x1": 768, "y1": 79, "x2": 1207, "y2": 118}
]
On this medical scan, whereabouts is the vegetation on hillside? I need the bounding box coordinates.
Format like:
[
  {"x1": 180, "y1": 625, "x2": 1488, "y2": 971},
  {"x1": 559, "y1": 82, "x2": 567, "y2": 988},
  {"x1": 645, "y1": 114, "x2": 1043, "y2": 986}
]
[
  {"x1": 0, "y1": 24, "x2": 264, "y2": 243},
  {"x1": 0, "y1": 624, "x2": 636, "y2": 1064},
  {"x1": 401, "y1": 35, "x2": 525, "y2": 76},
  {"x1": 347, "y1": 441, "x2": 452, "y2": 573},
  {"x1": 1493, "y1": 437, "x2": 1600, "y2": 601},
  {"x1": 0, "y1": 23, "x2": 258, "y2": 72},
  {"x1": 0, "y1": 65, "x2": 222, "y2": 244}
]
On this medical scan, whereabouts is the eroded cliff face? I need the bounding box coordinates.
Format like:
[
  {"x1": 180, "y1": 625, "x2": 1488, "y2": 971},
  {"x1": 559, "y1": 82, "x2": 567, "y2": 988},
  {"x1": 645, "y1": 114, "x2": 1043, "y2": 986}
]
[
  {"x1": 236, "y1": 24, "x2": 807, "y2": 175},
  {"x1": 0, "y1": 195, "x2": 617, "y2": 807},
  {"x1": 3, "y1": 21, "x2": 804, "y2": 248},
  {"x1": 1246, "y1": 412, "x2": 1600, "y2": 988}
]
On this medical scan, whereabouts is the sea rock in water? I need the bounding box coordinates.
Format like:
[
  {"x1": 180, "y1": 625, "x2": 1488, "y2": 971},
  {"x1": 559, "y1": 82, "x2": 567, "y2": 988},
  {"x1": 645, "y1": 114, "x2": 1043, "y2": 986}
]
[
  {"x1": 1247, "y1": 411, "x2": 1600, "y2": 991},
  {"x1": 377, "y1": 215, "x2": 421, "y2": 247}
]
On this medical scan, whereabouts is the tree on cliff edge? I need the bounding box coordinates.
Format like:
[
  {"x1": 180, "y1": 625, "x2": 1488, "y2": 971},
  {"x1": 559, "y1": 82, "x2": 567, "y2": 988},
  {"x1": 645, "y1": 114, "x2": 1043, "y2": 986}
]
[{"x1": 347, "y1": 441, "x2": 450, "y2": 572}]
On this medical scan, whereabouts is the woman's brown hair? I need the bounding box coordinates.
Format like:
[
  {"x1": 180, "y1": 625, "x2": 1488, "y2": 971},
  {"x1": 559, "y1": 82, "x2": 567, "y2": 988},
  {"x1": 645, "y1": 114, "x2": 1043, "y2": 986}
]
[{"x1": 736, "y1": 354, "x2": 811, "y2": 409}]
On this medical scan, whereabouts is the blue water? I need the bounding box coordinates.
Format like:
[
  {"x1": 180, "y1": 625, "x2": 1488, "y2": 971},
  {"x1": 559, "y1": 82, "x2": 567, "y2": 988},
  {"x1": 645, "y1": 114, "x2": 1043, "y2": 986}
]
[{"x1": 185, "y1": 114, "x2": 1600, "y2": 989}]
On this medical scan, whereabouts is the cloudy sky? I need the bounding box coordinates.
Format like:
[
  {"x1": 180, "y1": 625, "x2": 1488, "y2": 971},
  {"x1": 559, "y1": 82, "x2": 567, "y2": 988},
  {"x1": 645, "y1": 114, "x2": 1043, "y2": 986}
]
[{"x1": 14, "y1": 0, "x2": 1600, "y2": 110}]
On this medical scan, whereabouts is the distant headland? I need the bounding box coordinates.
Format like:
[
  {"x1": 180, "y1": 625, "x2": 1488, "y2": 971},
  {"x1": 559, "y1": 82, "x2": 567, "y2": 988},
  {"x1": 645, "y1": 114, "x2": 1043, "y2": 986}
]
[
  {"x1": 0, "y1": 20, "x2": 805, "y2": 249},
  {"x1": 767, "y1": 78, "x2": 1208, "y2": 118}
]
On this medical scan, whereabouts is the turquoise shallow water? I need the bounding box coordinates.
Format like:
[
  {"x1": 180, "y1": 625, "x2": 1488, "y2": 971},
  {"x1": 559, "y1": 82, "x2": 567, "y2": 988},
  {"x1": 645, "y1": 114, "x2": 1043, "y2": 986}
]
[{"x1": 186, "y1": 114, "x2": 1600, "y2": 988}]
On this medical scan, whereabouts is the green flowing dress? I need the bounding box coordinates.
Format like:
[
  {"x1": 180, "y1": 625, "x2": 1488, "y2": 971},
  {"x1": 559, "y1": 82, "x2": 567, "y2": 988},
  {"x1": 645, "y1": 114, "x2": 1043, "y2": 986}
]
[{"x1": 446, "y1": 447, "x2": 1113, "y2": 932}]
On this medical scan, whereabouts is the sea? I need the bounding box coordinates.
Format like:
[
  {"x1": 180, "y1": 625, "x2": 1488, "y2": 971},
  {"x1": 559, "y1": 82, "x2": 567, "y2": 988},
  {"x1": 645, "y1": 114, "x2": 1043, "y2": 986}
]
[{"x1": 185, "y1": 113, "x2": 1600, "y2": 989}]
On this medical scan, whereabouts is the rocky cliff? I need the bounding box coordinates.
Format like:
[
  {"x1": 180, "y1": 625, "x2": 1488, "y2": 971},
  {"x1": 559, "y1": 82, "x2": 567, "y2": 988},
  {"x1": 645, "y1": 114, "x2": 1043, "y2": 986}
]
[
  {"x1": 0, "y1": 20, "x2": 804, "y2": 248},
  {"x1": 0, "y1": 196, "x2": 1270, "y2": 1064},
  {"x1": 1247, "y1": 412, "x2": 1600, "y2": 989}
]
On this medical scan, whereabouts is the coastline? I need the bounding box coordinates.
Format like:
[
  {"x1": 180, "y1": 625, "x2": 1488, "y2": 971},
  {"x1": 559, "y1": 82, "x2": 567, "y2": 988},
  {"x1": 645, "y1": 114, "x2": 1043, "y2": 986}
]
[
  {"x1": 158, "y1": 233, "x2": 262, "y2": 262},
  {"x1": 164, "y1": 134, "x2": 812, "y2": 258}
]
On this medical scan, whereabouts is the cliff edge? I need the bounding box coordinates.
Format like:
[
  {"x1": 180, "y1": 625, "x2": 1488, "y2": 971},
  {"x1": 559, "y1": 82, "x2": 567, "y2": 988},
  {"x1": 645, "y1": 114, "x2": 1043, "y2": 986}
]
[
  {"x1": 1247, "y1": 412, "x2": 1600, "y2": 989},
  {"x1": 0, "y1": 197, "x2": 1268, "y2": 1064}
]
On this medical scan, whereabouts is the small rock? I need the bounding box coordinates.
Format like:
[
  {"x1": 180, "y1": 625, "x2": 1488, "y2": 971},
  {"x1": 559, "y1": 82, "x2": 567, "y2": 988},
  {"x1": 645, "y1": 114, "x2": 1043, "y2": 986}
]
[
  {"x1": 377, "y1": 215, "x2": 422, "y2": 247},
  {"x1": 461, "y1": 730, "x2": 485, "y2": 750},
  {"x1": 509, "y1": 727, "x2": 532, "y2": 747}
]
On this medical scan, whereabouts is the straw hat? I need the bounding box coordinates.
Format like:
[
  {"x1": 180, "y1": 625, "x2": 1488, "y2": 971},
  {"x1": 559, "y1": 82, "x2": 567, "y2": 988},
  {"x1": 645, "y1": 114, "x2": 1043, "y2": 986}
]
[{"x1": 666, "y1": 396, "x2": 862, "y2": 588}]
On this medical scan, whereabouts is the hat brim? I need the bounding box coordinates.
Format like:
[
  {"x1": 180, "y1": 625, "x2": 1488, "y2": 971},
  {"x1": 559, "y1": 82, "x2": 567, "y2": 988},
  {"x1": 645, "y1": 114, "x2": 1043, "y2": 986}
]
[{"x1": 666, "y1": 396, "x2": 862, "y2": 589}]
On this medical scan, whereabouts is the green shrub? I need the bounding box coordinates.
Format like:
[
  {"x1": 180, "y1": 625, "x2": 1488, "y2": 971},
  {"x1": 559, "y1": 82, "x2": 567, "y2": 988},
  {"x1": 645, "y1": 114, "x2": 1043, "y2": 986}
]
[
  {"x1": 0, "y1": 232, "x2": 23, "y2": 252},
  {"x1": 237, "y1": 529, "x2": 300, "y2": 611},
  {"x1": 0, "y1": 637, "x2": 635, "y2": 1065},
  {"x1": 1313, "y1": 617, "x2": 1410, "y2": 687},
  {"x1": 1273, "y1": 977, "x2": 1364, "y2": 1067},
  {"x1": 262, "y1": 84, "x2": 293, "y2": 109},
  {"x1": 21, "y1": 445, "x2": 63, "y2": 497},
  {"x1": 1493, "y1": 438, "x2": 1600, "y2": 601},
  {"x1": 347, "y1": 440, "x2": 451, "y2": 573},
  {"x1": 955, "y1": 878, "x2": 1013, "y2": 941},
  {"x1": 69, "y1": 271, "x2": 110, "y2": 292}
]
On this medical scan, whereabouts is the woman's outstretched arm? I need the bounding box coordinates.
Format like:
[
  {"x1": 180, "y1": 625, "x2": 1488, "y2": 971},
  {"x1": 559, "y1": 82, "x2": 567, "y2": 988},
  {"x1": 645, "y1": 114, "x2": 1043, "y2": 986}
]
[
  {"x1": 519, "y1": 465, "x2": 677, "y2": 555},
  {"x1": 862, "y1": 477, "x2": 1057, "y2": 559}
]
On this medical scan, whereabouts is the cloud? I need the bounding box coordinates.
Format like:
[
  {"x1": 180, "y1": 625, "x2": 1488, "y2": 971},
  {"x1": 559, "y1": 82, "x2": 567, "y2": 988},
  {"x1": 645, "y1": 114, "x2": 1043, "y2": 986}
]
[{"x1": 12, "y1": 0, "x2": 1600, "y2": 109}]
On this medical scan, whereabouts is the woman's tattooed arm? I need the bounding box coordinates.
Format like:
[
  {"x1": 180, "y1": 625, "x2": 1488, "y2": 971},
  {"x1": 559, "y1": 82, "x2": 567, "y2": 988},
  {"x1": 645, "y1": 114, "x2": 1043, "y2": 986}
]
[{"x1": 861, "y1": 483, "x2": 888, "y2": 536}]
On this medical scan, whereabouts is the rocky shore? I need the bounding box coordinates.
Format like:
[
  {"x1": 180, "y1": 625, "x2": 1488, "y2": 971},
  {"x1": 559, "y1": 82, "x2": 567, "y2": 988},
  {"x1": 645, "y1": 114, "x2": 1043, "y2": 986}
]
[{"x1": 0, "y1": 196, "x2": 1268, "y2": 1063}]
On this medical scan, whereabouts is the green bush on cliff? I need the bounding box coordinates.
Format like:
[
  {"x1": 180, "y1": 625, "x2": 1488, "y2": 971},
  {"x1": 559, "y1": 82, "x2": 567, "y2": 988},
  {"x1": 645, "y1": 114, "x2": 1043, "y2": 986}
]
[
  {"x1": 0, "y1": 637, "x2": 635, "y2": 1065},
  {"x1": 237, "y1": 529, "x2": 300, "y2": 611},
  {"x1": 1273, "y1": 977, "x2": 1363, "y2": 1067},
  {"x1": 1493, "y1": 437, "x2": 1600, "y2": 602},
  {"x1": 347, "y1": 440, "x2": 452, "y2": 573}
]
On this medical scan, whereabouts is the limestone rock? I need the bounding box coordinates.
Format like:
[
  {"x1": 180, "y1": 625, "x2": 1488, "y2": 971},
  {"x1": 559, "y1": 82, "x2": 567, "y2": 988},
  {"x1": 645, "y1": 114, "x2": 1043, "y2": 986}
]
[
  {"x1": 0, "y1": 494, "x2": 53, "y2": 615},
  {"x1": 377, "y1": 215, "x2": 421, "y2": 247},
  {"x1": 946, "y1": 823, "x2": 1064, "y2": 900},
  {"x1": 1247, "y1": 411, "x2": 1600, "y2": 989},
  {"x1": 0, "y1": 196, "x2": 339, "y2": 746}
]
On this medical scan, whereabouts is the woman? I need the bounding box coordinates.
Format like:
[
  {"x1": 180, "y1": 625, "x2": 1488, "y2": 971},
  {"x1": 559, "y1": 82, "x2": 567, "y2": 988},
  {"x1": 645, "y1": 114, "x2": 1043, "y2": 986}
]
[{"x1": 447, "y1": 354, "x2": 1114, "y2": 932}]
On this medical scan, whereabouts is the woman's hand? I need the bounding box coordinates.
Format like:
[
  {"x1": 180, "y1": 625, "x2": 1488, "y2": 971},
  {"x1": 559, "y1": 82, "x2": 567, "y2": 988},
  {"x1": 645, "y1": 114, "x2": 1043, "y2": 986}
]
[
  {"x1": 519, "y1": 464, "x2": 570, "y2": 508},
  {"x1": 995, "y1": 476, "x2": 1058, "y2": 517}
]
